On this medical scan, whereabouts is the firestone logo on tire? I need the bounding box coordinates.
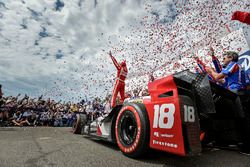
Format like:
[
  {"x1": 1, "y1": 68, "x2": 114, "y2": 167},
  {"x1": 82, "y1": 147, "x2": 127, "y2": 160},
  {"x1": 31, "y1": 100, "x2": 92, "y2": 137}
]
[{"x1": 124, "y1": 127, "x2": 141, "y2": 153}]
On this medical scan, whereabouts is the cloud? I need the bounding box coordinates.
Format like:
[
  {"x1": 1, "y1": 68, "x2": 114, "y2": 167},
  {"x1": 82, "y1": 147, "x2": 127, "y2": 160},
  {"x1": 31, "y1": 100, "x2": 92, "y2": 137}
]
[
  {"x1": 0, "y1": 0, "x2": 249, "y2": 101},
  {"x1": 55, "y1": 0, "x2": 64, "y2": 11}
]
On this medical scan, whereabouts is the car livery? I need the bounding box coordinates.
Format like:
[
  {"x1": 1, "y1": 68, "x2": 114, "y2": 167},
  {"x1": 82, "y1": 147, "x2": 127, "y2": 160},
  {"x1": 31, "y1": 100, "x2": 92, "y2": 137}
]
[{"x1": 72, "y1": 70, "x2": 250, "y2": 158}]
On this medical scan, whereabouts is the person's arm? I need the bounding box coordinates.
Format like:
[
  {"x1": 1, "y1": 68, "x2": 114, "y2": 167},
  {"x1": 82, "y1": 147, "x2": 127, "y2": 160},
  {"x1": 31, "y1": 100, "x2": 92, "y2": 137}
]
[
  {"x1": 124, "y1": 63, "x2": 128, "y2": 71},
  {"x1": 16, "y1": 93, "x2": 21, "y2": 99},
  {"x1": 212, "y1": 62, "x2": 239, "y2": 82},
  {"x1": 195, "y1": 56, "x2": 216, "y2": 81},
  {"x1": 56, "y1": 100, "x2": 62, "y2": 105},
  {"x1": 194, "y1": 56, "x2": 207, "y2": 73},
  {"x1": 38, "y1": 95, "x2": 43, "y2": 100},
  {"x1": 109, "y1": 51, "x2": 120, "y2": 69},
  {"x1": 19, "y1": 95, "x2": 27, "y2": 104},
  {"x1": 206, "y1": 67, "x2": 226, "y2": 81},
  {"x1": 210, "y1": 47, "x2": 222, "y2": 73}
]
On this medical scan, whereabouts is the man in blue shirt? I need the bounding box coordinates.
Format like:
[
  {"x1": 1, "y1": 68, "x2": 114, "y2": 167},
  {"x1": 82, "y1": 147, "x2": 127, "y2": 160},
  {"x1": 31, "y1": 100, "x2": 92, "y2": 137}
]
[{"x1": 206, "y1": 51, "x2": 244, "y2": 93}]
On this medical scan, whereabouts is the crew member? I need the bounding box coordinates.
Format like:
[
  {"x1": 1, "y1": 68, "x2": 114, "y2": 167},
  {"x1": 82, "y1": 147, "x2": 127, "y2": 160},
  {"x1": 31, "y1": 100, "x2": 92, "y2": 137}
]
[{"x1": 206, "y1": 51, "x2": 244, "y2": 93}]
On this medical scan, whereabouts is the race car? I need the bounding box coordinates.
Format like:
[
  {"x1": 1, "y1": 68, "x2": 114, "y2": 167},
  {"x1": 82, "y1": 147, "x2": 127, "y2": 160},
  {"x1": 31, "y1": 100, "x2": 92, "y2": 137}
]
[{"x1": 72, "y1": 70, "x2": 250, "y2": 158}]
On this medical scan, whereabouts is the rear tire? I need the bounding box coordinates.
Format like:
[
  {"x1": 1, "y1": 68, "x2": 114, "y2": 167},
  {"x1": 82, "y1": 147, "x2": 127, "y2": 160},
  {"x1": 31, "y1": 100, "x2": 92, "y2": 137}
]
[
  {"x1": 115, "y1": 103, "x2": 149, "y2": 158},
  {"x1": 72, "y1": 113, "x2": 87, "y2": 134}
]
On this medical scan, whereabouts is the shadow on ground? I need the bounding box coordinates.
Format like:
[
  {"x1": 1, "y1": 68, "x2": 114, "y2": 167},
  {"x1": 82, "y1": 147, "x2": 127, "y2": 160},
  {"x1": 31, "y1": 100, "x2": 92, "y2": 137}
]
[{"x1": 82, "y1": 135, "x2": 250, "y2": 167}]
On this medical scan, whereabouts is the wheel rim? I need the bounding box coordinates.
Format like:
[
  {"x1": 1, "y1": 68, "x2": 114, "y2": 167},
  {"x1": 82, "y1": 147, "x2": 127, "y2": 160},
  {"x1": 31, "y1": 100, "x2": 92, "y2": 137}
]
[{"x1": 119, "y1": 111, "x2": 137, "y2": 146}]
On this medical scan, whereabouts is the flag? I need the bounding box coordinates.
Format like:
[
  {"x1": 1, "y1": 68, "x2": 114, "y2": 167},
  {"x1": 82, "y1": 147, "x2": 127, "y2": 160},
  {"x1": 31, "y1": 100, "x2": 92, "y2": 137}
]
[
  {"x1": 195, "y1": 58, "x2": 215, "y2": 81},
  {"x1": 231, "y1": 11, "x2": 250, "y2": 25},
  {"x1": 211, "y1": 55, "x2": 222, "y2": 73}
]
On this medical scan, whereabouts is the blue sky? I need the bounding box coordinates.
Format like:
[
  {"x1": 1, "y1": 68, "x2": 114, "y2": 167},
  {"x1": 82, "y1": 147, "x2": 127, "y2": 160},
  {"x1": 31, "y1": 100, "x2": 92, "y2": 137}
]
[{"x1": 0, "y1": 0, "x2": 249, "y2": 102}]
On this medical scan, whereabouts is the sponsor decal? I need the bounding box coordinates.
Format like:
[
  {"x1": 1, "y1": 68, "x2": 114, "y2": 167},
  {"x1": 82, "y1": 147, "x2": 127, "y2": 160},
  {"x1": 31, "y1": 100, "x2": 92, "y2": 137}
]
[
  {"x1": 128, "y1": 99, "x2": 143, "y2": 103},
  {"x1": 153, "y1": 140, "x2": 178, "y2": 148},
  {"x1": 153, "y1": 132, "x2": 159, "y2": 137},
  {"x1": 153, "y1": 131, "x2": 174, "y2": 138},
  {"x1": 161, "y1": 133, "x2": 174, "y2": 138}
]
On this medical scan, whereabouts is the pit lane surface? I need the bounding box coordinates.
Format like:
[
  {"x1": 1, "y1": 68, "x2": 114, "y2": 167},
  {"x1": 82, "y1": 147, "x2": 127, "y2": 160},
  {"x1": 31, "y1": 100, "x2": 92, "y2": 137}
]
[{"x1": 0, "y1": 127, "x2": 249, "y2": 167}]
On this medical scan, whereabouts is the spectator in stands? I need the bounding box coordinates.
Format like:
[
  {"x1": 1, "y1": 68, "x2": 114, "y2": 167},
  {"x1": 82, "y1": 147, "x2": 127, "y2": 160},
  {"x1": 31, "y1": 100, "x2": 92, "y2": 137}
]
[
  {"x1": 70, "y1": 104, "x2": 78, "y2": 112},
  {"x1": 62, "y1": 112, "x2": 68, "y2": 126},
  {"x1": 28, "y1": 111, "x2": 38, "y2": 126},
  {"x1": 103, "y1": 96, "x2": 111, "y2": 115},
  {"x1": 66, "y1": 112, "x2": 74, "y2": 127},
  {"x1": 11, "y1": 110, "x2": 30, "y2": 126},
  {"x1": 78, "y1": 104, "x2": 85, "y2": 113},
  {"x1": 131, "y1": 90, "x2": 138, "y2": 99},
  {"x1": 53, "y1": 111, "x2": 63, "y2": 127},
  {"x1": 206, "y1": 51, "x2": 244, "y2": 93},
  {"x1": 85, "y1": 101, "x2": 92, "y2": 115}
]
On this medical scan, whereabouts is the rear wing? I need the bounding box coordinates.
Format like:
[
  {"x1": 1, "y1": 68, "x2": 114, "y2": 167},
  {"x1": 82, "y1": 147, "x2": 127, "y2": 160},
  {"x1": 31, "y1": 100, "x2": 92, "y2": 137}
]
[{"x1": 173, "y1": 70, "x2": 216, "y2": 114}]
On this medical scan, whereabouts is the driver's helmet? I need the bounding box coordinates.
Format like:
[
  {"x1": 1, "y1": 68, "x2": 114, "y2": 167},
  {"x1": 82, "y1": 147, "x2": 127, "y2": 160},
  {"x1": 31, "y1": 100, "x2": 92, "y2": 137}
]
[{"x1": 121, "y1": 60, "x2": 126, "y2": 66}]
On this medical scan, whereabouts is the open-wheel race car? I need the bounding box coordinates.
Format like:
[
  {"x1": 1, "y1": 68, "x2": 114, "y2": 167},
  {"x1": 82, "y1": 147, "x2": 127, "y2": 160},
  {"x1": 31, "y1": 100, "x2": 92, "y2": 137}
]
[{"x1": 72, "y1": 70, "x2": 250, "y2": 158}]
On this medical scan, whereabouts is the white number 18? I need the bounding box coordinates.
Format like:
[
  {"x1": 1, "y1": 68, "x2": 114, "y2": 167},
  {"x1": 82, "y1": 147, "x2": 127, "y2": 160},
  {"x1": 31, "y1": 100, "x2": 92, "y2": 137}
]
[
  {"x1": 184, "y1": 105, "x2": 195, "y2": 122},
  {"x1": 153, "y1": 104, "x2": 175, "y2": 129}
]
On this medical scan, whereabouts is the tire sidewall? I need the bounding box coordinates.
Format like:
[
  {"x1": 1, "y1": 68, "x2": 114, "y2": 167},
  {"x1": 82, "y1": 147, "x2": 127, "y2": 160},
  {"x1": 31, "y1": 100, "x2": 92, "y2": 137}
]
[{"x1": 115, "y1": 103, "x2": 149, "y2": 157}]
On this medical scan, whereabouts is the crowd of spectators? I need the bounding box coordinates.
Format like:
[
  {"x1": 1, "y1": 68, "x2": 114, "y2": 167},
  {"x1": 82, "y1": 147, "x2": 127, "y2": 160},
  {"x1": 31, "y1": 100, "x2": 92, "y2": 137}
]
[
  {"x1": 0, "y1": 84, "x2": 97, "y2": 127},
  {"x1": 0, "y1": 94, "x2": 75, "y2": 127},
  {"x1": 0, "y1": 82, "x2": 151, "y2": 127}
]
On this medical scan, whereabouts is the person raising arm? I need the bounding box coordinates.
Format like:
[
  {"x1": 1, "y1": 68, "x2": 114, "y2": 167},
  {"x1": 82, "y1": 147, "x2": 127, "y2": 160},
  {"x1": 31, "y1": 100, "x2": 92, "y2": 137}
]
[{"x1": 206, "y1": 51, "x2": 243, "y2": 93}]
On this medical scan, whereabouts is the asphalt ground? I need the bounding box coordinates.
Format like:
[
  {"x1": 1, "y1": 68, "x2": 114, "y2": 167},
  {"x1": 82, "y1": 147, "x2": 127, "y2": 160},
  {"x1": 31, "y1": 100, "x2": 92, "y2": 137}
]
[{"x1": 0, "y1": 127, "x2": 250, "y2": 167}]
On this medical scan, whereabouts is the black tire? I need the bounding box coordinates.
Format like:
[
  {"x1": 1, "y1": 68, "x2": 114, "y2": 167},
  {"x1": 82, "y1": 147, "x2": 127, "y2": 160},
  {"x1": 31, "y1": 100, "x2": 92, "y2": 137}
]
[
  {"x1": 115, "y1": 103, "x2": 150, "y2": 158},
  {"x1": 72, "y1": 113, "x2": 87, "y2": 134}
]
